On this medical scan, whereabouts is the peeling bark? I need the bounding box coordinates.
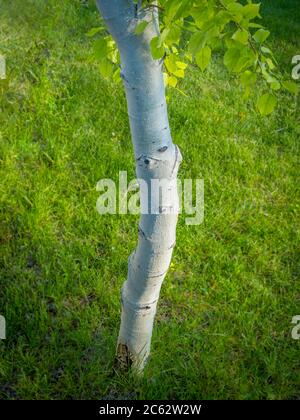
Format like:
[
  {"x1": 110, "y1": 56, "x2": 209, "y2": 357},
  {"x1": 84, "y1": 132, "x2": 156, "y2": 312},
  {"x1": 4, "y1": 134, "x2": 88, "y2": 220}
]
[{"x1": 96, "y1": 0, "x2": 182, "y2": 372}]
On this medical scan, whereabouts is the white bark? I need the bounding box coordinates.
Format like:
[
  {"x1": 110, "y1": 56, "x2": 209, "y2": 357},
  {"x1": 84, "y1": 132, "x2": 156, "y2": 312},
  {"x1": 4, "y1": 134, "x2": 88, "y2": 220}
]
[{"x1": 96, "y1": 0, "x2": 182, "y2": 372}]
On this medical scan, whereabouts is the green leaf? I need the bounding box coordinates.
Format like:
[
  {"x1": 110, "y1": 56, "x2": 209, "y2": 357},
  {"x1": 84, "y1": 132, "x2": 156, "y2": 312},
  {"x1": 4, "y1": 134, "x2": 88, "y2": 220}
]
[
  {"x1": 173, "y1": 69, "x2": 185, "y2": 78},
  {"x1": 176, "y1": 61, "x2": 188, "y2": 70},
  {"x1": 266, "y1": 58, "x2": 275, "y2": 70},
  {"x1": 165, "y1": 54, "x2": 177, "y2": 73},
  {"x1": 248, "y1": 22, "x2": 263, "y2": 28},
  {"x1": 240, "y1": 70, "x2": 257, "y2": 87},
  {"x1": 99, "y1": 59, "x2": 113, "y2": 80},
  {"x1": 193, "y1": 5, "x2": 215, "y2": 28},
  {"x1": 188, "y1": 31, "x2": 207, "y2": 55},
  {"x1": 93, "y1": 39, "x2": 108, "y2": 60},
  {"x1": 87, "y1": 27, "x2": 102, "y2": 37},
  {"x1": 261, "y1": 46, "x2": 273, "y2": 55},
  {"x1": 224, "y1": 47, "x2": 241, "y2": 71},
  {"x1": 150, "y1": 36, "x2": 165, "y2": 60},
  {"x1": 172, "y1": 0, "x2": 192, "y2": 21},
  {"x1": 112, "y1": 67, "x2": 121, "y2": 83},
  {"x1": 232, "y1": 29, "x2": 248, "y2": 45},
  {"x1": 224, "y1": 47, "x2": 255, "y2": 73},
  {"x1": 282, "y1": 81, "x2": 299, "y2": 94},
  {"x1": 270, "y1": 81, "x2": 281, "y2": 91},
  {"x1": 195, "y1": 46, "x2": 211, "y2": 71},
  {"x1": 253, "y1": 29, "x2": 270, "y2": 44},
  {"x1": 160, "y1": 27, "x2": 170, "y2": 43},
  {"x1": 227, "y1": 2, "x2": 244, "y2": 14},
  {"x1": 243, "y1": 3, "x2": 261, "y2": 19},
  {"x1": 257, "y1": 93, "x2": 277, "y2": 115},
  {"x1": 135, "y1": 21, "x2": 148, "y2": 35},
  {"x1": 168, "y1": 75, "x2": 178, "y2": 88},
  {"x1": 164, "y1": 0, "x2": 192, "y2": 24},
  {"x1": 261, "y1": 66, "x2": 277, "y2": 84},
  {"x1": 164, "y1": 24, "x2": 181, "y2": 44}
]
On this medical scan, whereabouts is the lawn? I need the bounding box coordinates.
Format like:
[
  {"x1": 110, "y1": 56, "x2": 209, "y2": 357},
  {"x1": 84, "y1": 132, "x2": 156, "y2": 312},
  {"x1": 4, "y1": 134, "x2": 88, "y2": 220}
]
[{"x1": 0, "y1": 0, "x2": 299, "y2": 400}]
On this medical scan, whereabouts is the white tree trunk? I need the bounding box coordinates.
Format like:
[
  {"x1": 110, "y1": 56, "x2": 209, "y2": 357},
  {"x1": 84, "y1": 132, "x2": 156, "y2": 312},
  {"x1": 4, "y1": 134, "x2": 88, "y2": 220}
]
[{"x1": 96, "y1": 0, "x2": 182, "y2": 372}]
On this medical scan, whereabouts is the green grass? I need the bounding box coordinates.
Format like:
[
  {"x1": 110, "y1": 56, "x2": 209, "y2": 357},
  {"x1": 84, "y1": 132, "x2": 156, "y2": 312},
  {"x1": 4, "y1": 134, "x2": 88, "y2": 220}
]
[{"x1": 0, "y1": 0, "x2": 299, "y2": 400}]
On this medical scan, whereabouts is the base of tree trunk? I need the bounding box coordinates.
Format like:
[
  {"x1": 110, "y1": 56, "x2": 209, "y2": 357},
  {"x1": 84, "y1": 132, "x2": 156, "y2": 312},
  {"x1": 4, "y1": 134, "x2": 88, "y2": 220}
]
[
  {"x1": 114, "y1": 343, "x2": 148, "y2": 375},
  {"x1": 114, "y1": 343, "x2": 133, "y2": 372}
]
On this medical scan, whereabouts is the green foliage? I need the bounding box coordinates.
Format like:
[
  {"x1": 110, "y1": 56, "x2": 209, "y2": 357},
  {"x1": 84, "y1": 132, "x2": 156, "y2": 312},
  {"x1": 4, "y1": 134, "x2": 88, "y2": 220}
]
[
  {"x1": 196, "y1": 46, "x2": 212, "y2": 71},
  {"x1": 150, "y1": 36, "x2": 165, "y2": 59},
  {"x1": 91, "y1": 0, "x2": 299, "y2": 114},
  {"x1": 256, "y1": 92, "x2": 277, "y2": 115},
  {"x1": 135, "y1": 20, "x2": 149, "y2": 35},
  {"x1": 90, "y1": 33, "x2": 121, "y2": 82}
]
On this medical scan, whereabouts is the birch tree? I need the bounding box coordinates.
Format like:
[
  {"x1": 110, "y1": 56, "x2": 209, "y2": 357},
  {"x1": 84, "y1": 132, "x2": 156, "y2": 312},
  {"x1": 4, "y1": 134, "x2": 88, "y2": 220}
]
[{"x1": 93, "y1": 0, "x2": 298, "y2": 372}]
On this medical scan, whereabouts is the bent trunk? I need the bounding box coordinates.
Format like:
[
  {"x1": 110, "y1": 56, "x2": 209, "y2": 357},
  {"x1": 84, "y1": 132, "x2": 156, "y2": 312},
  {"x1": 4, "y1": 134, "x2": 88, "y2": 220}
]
[{"x1": 96, "y1": 0, "x2": 182, "y2": 372}]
